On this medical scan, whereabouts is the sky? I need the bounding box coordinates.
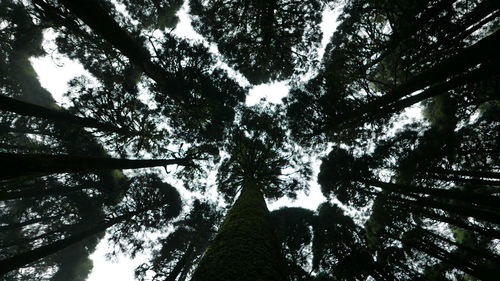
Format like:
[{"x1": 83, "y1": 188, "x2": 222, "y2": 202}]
[{"x1": 30, "y1": 2, "x2": 341, "y2": 281}]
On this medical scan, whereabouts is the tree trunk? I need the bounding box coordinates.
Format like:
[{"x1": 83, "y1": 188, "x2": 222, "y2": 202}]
[
  {"x1": 0, "y1": 208, "x2": 142, "y2": 275},
  {"x1": 0, "y1": 153, "x2": 192, "y2": 180},
  {"x1": 389, "y1": 199, "x2": 500, "y2": 239},
  {"x1": 191, "y1": 181, "x2": 289, "y2": 281},
  {"x1": 0, "y1": 94, "x2": 135, "y2": 135},
  {"x1": 426, "y1": 173, "x2": 500, "y2": 187},
  {"x1": 364, "y1": 179, "x2": 500, "y2": 209},
  {"x1": 364, "y1": 0, "x2": 458, "y2": 69},
  {"x1": 337, "y1": 29, "x2": 500, "y2": 128},
  {"x1": 381, "y1": 192, "x2": 500, "y2": 225},
  {"x1": 0, "y1": 185, "x2": 90, "y2": 201},
  {"x1": 422, "y1": 168, "x2": 500, "y2": 180},
  {"x1": 165, "y1": 242, "x2": 195, "y2": 281},
  {"x1": 406, "y1": 238, "x2": 498, "y2": 281},
  {"x1": 0, "y1": 216, "x2": 59, "y2": 232},
  {"x1": 55, "y1": 0, "x2": 182, "y2": 100},
  {"x1": 356, "y1": 62, "x2": 498, "y2": 126},
  {"x1": 0, "y1": 223, "x2": 74, "y2": 249}
]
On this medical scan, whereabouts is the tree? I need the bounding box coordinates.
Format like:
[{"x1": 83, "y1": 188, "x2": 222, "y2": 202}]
[
  {"x1": 135, "y1": 199, "x2": 222, "y2": 281},
  {"x1": 271, "y1": 207, "x2": 315, "y2": 281},
  {"x1": 31, "y1": 0, "x2": 247, "y2": 145},
  {"x1": 0, "y1": 94, "x2": 136, "y2": 135},
  {"x1": 189, "y1": 0, "x2": 324, "y2": 84},
  {"x1": 0, "y1": 152, "x2": 193, "y2": 181},
  {"x1": 285, "y1": 0, "x2": 500, "y2": 146},
  {"x1": 0, "y1": 173, "x2": 182, "y2": 276},
  {"x1": 191, "y1": 107, "x2": 310, "y2": 280},
  {"x1": 1, "y1": 0, "x2": 498, "y2": 280}
]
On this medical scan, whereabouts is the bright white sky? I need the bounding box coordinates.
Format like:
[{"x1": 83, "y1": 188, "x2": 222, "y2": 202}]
[{"x1": 30, "y1": 3, "x2": 341, "y2": 281}]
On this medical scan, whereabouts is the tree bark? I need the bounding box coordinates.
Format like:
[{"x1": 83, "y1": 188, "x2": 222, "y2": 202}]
[
  {"x1": 191, "y1": 181, "x2": 289, "y2": 281},
  {"x1": 0, "y1": 153, "x2": 192, "y2": 180}
]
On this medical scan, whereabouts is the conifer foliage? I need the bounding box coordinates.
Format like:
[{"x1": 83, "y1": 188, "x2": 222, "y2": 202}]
[{"x1": 0, "y1": 0, "x2": 498, "y2": 280}]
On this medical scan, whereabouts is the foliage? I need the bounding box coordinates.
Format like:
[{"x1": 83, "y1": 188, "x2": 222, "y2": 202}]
[{"x1": 0, "y1": 0, "x2": 499, "y2": 280}]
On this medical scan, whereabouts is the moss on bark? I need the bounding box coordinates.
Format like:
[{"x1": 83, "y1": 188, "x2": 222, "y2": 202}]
[{"x1": 191, "y1": 182, "x2": 289, "y2": 281}]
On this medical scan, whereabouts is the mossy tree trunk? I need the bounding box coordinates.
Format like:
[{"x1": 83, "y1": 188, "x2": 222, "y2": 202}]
[{"x1": 191, "y1": 181, "x2": 289, "y2": 281}]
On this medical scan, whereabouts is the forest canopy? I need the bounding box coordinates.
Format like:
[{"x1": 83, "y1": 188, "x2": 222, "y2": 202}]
[{"x1": 0, "y1": 0, "x2": 499, "y2": 281}]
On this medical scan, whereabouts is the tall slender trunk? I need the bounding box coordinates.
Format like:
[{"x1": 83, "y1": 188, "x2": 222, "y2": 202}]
[
  {"x1": 191, "y1": 182, "x2": 289, "y2": 281},
  {"x1": 405, "y1": 238, "x2": 498, "y2": 281},
  {"x1": 178, "y1": 257, "x2": 194, "y2": 281},
  {"x1": 421, "y1": 168, "x2": 500, "y2": 180},
  {"x1": 380, "y1": 192, "x2": 500, "y2": 225},
  {"x1": 0, "y1": 223, "x2": 76, "y2": 249},
  {"x1": 426, "y1": 173, "x2": 500, "y2": 187},
  {"x1": 54, "y1": 0, "x2": 182, "y2": 100},
  {"x1": 0, "y1": 216, "x2": 59, "y2": 232},
  {"x1": 355, "y1": 62, "x2": 498, "y2": 126},
  {"x1": 0, "y1": 208, "x2": 143, "y2": 275},
  {"x1": 389, "y1": 199, "x2": 500, "y2": 239},
  {"x1": 165, "y1": 243, "x2": 195, "y2": 281},
  {"x1": 364, "y1": 0, "x2": 458, "y2": 69},
  {"x1": 0, "y1": 94, "x2": 134, "y2": 135},
  {"x1": 337, "y1": 29, "x2": 500, "y2": 129},
  {"x1": 363, "y1": 179, "x2": 500, "y2": 209},
  {"x1": 0, "y1": 153, "x2": 192, "y2": 180},
  {"x1": 0, "y1": 185, "x2": 91, "y2": 201}
]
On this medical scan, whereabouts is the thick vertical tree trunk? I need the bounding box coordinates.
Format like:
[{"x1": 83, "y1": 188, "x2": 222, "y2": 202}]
[
  {"x1": 191, "y1": 182, "x2": 289, "y2": 281},
  {"x1": 0, "y1": 153, "x2": 192, "y2": 180}
]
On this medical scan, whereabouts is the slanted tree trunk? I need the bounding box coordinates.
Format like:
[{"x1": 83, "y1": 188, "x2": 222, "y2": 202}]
[
  {"x1": 0, "y1": 153, "x2": 192, "y2": 180},
  {"x1": 421, "y1": 168, "x2": 500, "y2": 180},
  {"x1": 404, "y1": 237, "x2": 498, "y2": 281},
  {"x1": 337, "y1": 29, "x2": 500, "y2": 129},
  {"x1": 165, "y1": 242, "x2": 195, "y2": 281},
  {"x1": 191, "y1": 181, "x2": 289, "y2": 281},
  {"x1": 356, "y1": 62, "x2": 499, "y2": 126},
  {"x1": 379, "y1": 192, "x2": 500, "y2": 225},
  {"x1": 0, "y1": 185, "x2": 91, "y2": 201},
  {"x1": 362, "y1": 179, "x2": 500, "y2": 209},
  {"x1": 0, "y1": 216, "x2": 59, "y2": 232},
  {"x1": 389, "y1": 199, "x2": 500, "y2": 239},
  {"x1": 0, "y1": 94, "x2": 135, "y2": 135},
  {"x1": 0, "y1": 207, "x2": 145, "y2": 275},
  {"x1": 53, "y1": 0, "x2": 181, "y2": 100}
]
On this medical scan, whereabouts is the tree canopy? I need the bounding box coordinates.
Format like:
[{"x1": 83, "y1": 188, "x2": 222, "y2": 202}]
[{"x1": 0, "y1": 0, "x2": 499, "y2": 281}]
